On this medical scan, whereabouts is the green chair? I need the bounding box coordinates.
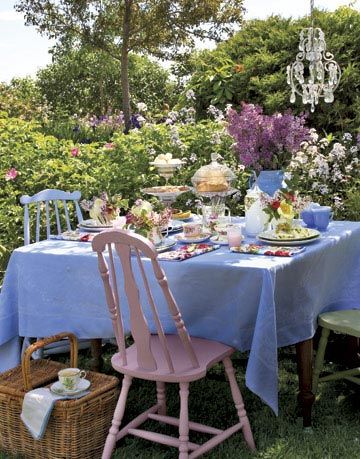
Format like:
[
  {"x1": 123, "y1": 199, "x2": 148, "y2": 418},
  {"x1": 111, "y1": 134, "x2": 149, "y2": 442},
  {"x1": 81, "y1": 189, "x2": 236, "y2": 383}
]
[{"x1": 313, "y1": 310, "x2": 360, "y2": 394}]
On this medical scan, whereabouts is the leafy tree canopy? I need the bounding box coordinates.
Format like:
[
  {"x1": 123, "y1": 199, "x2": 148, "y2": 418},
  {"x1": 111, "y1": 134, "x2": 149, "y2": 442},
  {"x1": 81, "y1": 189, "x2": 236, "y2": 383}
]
[
  {"x1": 184, "y1": 6, "x2": 360, "y2": 134},
  {"x1": 15, "y1": 0, "x2": 245, "y2": 131},
  {"x1": 37, "y1": 49, "x2": 174, "y2": 116}
]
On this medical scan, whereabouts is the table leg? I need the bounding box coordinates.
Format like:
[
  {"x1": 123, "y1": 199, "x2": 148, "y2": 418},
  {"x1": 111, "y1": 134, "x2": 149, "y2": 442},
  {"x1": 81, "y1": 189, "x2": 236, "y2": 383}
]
[
  {"x1": 295, "y1": 338, "x2": 315, "y2": 428},
  {"x1": 90, "y1": 338, "x2": 103, "y2": 372}
]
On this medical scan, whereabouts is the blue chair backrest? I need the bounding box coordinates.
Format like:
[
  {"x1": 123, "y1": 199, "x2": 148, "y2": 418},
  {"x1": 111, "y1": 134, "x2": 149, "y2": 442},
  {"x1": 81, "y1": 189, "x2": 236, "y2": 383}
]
[{"x1": 20, "y1": 189, "x2": 83, "y2": 245}]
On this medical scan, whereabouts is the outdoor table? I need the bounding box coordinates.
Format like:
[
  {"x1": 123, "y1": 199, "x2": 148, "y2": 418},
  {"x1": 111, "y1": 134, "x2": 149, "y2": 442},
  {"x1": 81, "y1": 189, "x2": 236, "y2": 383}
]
[{"x1": 1, "y1": 220, "x2": 359, "y2": 426}]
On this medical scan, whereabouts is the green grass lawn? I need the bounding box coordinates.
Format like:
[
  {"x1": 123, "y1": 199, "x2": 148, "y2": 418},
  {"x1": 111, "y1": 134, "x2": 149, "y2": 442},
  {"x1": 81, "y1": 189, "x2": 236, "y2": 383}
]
[{"x1": 1, "y1": 345, "x2": 359, "y2": 459}]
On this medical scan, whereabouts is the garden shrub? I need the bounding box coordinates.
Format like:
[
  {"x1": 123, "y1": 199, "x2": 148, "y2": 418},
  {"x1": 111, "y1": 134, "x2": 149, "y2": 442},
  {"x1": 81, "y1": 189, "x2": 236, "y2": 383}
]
[
  {"x1": 0, "y1": 115, "x2": 248, "y2": 275},
  {"x1": 185, "y1": 6, "x2": 360, "y2": 135}
]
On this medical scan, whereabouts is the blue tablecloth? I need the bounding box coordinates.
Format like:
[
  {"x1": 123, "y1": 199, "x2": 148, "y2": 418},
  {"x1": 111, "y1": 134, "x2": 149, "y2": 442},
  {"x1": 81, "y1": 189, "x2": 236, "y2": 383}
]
[{"x1": 1, "y1": 221, "x2": 360, "y2": 414}]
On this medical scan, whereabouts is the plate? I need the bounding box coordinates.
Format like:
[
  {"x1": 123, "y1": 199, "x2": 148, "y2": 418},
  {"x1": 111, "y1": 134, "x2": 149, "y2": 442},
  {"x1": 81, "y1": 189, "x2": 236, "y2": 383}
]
[
  {"x1": 175, "y1": 233, "x2": 211, "y2": 244},
  {"x1": 257, "y1": 230, "x2": 320, "y2": 246},
  {"x1": 78, "y1": 219, "x2": 113, "y2": 229},
  {"x1": 155, "y1": 239, "x2": 176, "y2": 253},
  {"x1": 258, "y1": 228, "x2": 320, "y2": 243},
  {"x1": 256, "y1": 237, "x2": 320, "y2": 246},
  {"x1": 50, "y1": 379, "x2": 91, "y2": 395},
  {"x1": 210, "y1": 235, "x2": 228, "y2": 245}
]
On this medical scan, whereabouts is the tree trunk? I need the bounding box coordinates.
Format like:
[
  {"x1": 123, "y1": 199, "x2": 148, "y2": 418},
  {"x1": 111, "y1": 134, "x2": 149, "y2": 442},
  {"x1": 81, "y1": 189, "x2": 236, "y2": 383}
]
[{"x1": 121, "y1": 0, "x2": 132, "y2": 134}]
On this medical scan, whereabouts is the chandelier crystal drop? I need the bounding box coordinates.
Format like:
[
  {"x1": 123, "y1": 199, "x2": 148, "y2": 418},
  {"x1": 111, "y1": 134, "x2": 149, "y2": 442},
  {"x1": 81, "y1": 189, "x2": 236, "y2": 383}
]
[{"x1": 286, "y1": 0, "x2": 341, "y2": 112}]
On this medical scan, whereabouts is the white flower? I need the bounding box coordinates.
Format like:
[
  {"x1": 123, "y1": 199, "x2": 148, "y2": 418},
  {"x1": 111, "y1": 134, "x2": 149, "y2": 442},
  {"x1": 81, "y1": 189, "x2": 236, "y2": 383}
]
[
  {"x1": 185, "y1": 89, "x2": 196, "y2": 101},
  {"x1": 190, "y1": 152, "x2": 198, "y2": 163},
  {"x1": 137, "y1": 102, "x2": 147, "y2": 112},
  {"x1": 350, "y1": 146, "x2": 359, "y2": 154},
  {"x1": 318, "y1": 184, "x2": 329, "y2": 194},
  {"x1": 342, "y1": 132, "x2": 352, "y2": 141},
  {"x1": 309, "y1": 129, "x2": 319, "y2": 142},
  {"x1": 210, "y1": 132, "x2": 222, "y2": 145}
]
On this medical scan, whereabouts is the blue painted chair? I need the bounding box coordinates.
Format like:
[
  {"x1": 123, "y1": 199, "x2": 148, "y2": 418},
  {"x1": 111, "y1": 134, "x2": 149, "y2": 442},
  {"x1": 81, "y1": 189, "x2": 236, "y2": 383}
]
[
  {"x1": 19, "y1": 189, "x2": 99, "y2": 359},
  {"x1": 20, "y1": 189, "x2": 83, "y2": 245}
]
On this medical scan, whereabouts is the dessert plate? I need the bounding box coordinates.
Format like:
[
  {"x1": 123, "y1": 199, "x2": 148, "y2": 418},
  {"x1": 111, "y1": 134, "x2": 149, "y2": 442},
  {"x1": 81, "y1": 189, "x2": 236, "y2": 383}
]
[
  {"x1": 155, "y1": 239, "x2": 176, "y2": 253},
  {"x1": 50, "y1": 379, "x2": 91, "y2": 395},
  {"x1": 257, "y1": 228, "x2": 320, "y2": 244},
  {"x1": 175, "y1": 232, "x2": 211, "y2": 244},
  {"x1": 210, "y1": 235, "x2": 228, "y2": 245},
  {"x1": 78, "y1": 219, "x2": 113, "y2": 228}
]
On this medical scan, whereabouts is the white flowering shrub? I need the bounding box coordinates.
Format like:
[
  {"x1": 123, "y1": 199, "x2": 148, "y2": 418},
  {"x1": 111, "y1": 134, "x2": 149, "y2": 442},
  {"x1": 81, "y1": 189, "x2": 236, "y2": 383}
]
[{"x1": 287, "y1": 130, "x2": 360, "y2": 219}]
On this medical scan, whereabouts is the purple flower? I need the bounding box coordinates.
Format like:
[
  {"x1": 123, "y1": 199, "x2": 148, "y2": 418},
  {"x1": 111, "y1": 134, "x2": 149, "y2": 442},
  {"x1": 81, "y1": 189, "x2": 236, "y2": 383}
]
[
  {"x1": 357, "y1": 133, "x2": 360, "y2": 145},
  {"x1": 227, "y1": 103, "x2": 310, "y2": 171}
]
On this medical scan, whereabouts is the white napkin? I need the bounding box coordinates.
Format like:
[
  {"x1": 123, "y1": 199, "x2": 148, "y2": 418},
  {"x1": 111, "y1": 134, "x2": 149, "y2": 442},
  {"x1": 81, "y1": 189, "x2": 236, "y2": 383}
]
[{"x1": 21, "y1": 387, "x2": 89, "y2": 440}]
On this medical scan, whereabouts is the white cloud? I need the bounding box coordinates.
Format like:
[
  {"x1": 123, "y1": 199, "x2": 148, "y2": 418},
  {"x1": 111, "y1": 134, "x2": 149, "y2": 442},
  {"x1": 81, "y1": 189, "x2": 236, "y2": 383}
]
[{"x1": 0, "y1": 10, "x2": 22, "y2": 22}]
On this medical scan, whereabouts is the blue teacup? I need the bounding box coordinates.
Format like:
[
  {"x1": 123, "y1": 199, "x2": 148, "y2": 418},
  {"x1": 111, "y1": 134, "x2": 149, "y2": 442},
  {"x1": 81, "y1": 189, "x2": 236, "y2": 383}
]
[
  {"x1": 312, "y1": 206, "x2": 333, "y2": 231},
  {"x1": 300, "y1": 203, "x2": 320, "y2": 228}
]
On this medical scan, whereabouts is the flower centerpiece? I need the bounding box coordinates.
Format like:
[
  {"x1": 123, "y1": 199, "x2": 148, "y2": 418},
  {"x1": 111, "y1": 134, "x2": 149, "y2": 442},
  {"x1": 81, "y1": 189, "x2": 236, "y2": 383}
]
[
  {"x1": 227, "y1": 103, "x2": 311, "y2": 196},
  {"x1": 81, "y1": 192, "x2": 128, "y2": 225},
  {"x1": 227, "y1": 103, "x2": 310, "y2": 172},
  {"x1": 260, "y1": 190, "x2": 310, "y2": 233},
  {"x1": 126, "y1": 199, "x2": 172, "y2": 245}
]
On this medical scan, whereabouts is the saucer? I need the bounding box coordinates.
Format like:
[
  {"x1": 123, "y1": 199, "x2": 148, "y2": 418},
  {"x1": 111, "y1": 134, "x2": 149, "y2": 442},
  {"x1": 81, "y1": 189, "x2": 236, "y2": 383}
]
[
  {"x1": 210, "y1": 235, "x2": 228, "y2": 245},
  {"x1": 50, "y1": 379, "x2": 91, "y2": 395},
  {"x1": 175, "y1": 233, "x2": 211, "y2": 244}
]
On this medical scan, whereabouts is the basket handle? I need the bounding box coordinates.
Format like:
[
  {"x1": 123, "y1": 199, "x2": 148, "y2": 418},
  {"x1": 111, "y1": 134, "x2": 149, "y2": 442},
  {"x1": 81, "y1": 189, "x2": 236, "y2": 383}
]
[{"x1": 22, "y1": 332, "x2": 78, "y2": 391}]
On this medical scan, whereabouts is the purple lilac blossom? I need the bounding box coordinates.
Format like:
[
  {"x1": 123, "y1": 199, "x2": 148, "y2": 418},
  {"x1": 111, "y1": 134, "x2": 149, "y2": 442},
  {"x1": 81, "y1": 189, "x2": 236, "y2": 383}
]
[{"x1": 227, "y1": 103, "x2": 310, "y2": 171}]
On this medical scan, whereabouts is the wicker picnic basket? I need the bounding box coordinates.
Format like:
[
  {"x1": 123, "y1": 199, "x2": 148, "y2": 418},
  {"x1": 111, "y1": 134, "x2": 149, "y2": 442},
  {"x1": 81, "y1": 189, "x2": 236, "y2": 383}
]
[{"x1": 0, "y1": 332, "x2": 119, "y2": 459}]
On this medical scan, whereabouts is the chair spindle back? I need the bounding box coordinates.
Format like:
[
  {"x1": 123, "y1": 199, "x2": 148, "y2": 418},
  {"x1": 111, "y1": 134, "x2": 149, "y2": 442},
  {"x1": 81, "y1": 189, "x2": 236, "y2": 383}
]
[
  {"x1": 20, "y1": 189, "x2": 83, "y2": 245},
  {"x1": 92, "y1": 230, "x2": 199, "y2": 373}
]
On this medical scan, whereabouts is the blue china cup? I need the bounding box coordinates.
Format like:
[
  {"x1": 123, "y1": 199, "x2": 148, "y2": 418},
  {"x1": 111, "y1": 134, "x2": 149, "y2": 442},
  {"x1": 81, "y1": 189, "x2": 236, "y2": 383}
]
[
  {"x1": 300, "y1": 203, "x2": 320, "y2": 228},
  {"x1": 312, "y1": 206, "x2": 333, "y2": 231}
]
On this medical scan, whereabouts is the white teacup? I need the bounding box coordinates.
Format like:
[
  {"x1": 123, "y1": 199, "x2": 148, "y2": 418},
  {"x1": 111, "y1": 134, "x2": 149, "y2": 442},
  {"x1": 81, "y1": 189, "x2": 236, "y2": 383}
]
[
  {"x1": 183, "y1": 222, "x2": 202, "y2": 238},
  {"x1": 214, "y1": 223, "x2": 234, "y2": 240},
  {"x1": 58, "y1": 368, "x2": 86, "y2": 391}
]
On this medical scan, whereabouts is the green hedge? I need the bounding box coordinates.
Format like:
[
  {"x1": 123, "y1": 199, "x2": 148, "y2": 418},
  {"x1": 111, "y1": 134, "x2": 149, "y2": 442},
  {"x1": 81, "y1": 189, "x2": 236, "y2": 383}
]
[{"x1": 0, "y1": 115, "x2": 247, "y2": 274}]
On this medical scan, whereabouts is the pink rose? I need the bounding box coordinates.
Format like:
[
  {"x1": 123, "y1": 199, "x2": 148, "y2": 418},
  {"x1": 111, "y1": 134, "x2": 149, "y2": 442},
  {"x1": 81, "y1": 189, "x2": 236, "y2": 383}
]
[
  {"x1": 104, "y1": 143, "x2": 115, "y2": 149},
  {"x1": 71, "y1": 147, "x2": 79, "y2": 157},
  {"x1": 5, "y1": 167, "x2": 18, "y2": 181}
]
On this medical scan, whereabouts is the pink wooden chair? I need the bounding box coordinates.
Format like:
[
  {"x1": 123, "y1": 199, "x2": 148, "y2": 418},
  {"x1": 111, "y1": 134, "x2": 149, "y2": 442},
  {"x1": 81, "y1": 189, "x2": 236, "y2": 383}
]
[{"x1": 92, "y1": 230, "x2": 255, "y2": 459}]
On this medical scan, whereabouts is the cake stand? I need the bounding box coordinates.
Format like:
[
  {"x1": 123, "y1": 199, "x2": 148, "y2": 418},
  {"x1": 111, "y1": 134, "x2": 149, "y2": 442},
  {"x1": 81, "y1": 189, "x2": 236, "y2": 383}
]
[
  {"x1": 143, "y1": 159, "x2": 189, "y2": 207},
  {"x1": 141, "y1": 185, "x2": 191, "y2": 207}
]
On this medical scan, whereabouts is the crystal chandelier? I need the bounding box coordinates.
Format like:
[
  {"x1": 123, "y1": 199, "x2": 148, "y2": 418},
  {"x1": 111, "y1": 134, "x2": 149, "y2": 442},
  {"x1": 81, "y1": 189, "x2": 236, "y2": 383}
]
[{"x1": 287, "y1": 0, "x2": 341, "y2": 112}]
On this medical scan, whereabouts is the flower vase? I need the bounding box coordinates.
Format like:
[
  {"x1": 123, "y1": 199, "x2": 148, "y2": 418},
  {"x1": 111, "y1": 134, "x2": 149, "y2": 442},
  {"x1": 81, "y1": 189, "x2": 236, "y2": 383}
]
[
  {"x1": 251, "y1": 170, "x2": 286, "y2": 197},
  {"x1": 148, "y1": 226, "x2": 164, "y2": 246}
]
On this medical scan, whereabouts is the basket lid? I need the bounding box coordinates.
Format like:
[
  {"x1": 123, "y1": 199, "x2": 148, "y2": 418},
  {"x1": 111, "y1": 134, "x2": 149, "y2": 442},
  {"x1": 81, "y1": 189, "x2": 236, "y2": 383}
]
[{"x1": 191, "y1": 153, "x2": 236, "y2": 185}]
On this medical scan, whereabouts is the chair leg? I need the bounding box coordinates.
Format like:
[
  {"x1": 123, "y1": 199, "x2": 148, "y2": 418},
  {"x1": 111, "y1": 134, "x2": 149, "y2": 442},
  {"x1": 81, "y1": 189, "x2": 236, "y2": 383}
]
[
  {"x1": 102, "y1": 375, "x2": 132, "y2": 459},
  {"x1": 178, "y1": 381, "x2": 190, "y2": 459},
  {"x1": 313, "y1": 327, "x2": 330, "y2": 394},
  {"x1": 156, "y1": 381, "x2": 166, "y2": 415},
  {"x1": 223, "y1": 357, "x2": 256, "y2": 451}
]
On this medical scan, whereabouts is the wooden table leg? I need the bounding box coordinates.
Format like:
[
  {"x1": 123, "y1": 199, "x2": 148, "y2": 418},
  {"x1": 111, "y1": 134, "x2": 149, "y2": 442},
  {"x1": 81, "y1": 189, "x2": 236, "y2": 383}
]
[
  {"x1": 295, "y1": 338, "x2": 315, "y2": 428},
  {"x1": 90, "y1": 338, "x2": 103, "y2": 372}
]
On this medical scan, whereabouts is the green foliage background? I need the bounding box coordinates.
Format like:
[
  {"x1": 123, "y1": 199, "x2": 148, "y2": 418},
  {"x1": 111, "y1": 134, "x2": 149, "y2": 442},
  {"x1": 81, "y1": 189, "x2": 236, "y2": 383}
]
[
  {"x1": 185, "y1": 6, "x2": 360, "y2": 135},
  {"x1": 0, "y1": 115, "x2": 248, "y2": 275},
  {"x1": 37, "y1": 49, "x2": 174, "y2": 116}
]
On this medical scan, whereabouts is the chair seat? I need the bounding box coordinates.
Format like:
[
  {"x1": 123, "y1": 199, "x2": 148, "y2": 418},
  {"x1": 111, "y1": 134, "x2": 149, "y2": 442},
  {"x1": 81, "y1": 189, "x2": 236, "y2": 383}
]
[
  {"x1": 112, "y1": 334, "x2": 234, "y2": 383},
  {"x1": 319, "y1": 310, "x2": 360, "y2": 338}
]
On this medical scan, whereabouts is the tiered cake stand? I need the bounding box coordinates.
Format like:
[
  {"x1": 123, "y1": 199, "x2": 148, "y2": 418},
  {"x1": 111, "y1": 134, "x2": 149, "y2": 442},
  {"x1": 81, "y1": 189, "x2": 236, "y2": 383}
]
[{"x1": 142, "y1": 160, "x2": 190, "y2": 207}]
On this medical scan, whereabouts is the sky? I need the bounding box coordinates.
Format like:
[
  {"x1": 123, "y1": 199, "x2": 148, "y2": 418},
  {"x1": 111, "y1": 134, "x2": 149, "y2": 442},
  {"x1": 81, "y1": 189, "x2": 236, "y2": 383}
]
[{"x1": 0, "y1": 0, "x2": 359, "y2": 83}]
